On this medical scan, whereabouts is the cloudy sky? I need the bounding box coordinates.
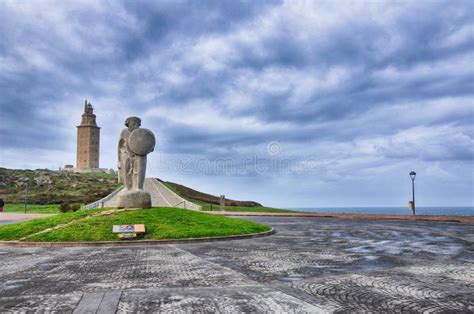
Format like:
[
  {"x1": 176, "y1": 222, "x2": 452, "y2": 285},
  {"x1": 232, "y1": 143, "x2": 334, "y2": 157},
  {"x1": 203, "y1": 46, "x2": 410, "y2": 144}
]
[{"x1": 1, "y1": 0, "x2": 473, "y2": 207}]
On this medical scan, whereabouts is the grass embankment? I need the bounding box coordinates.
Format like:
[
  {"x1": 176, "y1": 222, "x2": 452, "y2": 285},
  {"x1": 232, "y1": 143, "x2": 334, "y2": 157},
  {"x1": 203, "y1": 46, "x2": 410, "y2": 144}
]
[
  {"x1": 0, "y1": 208, "x2": 107, "y2": 240},
  {"x1": 2, "y1": 204, "x2": 60, "y2": 214},
  {"x1": 0, "y1": 207, "x2": 271, "y2": 242},
  {"x1": 197, "y1": 202, "x2": 297, "y2": 213},
  {"x1": 162, "y1": 180, "x2": 296, "y2": 213},
  {"x1": 162, "y1": 180, "x2": 261, "y2": 207}
]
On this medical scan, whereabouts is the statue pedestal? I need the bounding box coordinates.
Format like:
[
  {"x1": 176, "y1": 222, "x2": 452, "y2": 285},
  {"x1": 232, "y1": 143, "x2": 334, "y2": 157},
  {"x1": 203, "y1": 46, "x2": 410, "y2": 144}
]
[{"x1": 117, "y1": 190, "x2": 152, "y2": 209}]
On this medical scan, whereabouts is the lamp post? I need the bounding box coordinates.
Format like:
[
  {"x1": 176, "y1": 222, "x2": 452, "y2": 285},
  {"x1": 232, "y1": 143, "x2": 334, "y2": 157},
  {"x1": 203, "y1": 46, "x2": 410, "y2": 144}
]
[
  {"x1": 409, "y1": 171, "x2": 416, "y2": 216},
  {"x1": 24, "y1": 178, "x2": 29, "y2": 214}
]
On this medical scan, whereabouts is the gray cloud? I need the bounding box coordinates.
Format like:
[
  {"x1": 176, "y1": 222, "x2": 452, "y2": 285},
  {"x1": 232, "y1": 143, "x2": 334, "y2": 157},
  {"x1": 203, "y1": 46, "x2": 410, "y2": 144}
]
[{"x1": 0, "y1": 0, "x2": 472, "y2": 206}]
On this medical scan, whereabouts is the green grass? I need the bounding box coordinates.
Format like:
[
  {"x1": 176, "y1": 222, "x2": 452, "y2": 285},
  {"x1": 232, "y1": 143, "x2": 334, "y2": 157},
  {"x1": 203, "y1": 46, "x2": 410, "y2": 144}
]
[
  {"x1": 162, "y1": 182, "x2": 295, "y2": 213},
  {"x1": 2, "y1": 203, "x2": 60, "y2": 213},
  {"x1": 0, "y1": 208, "x2": 108, "y2": 241},
  {"x1": 197, "y1": 202, "x2": 298, "y2": 213},
  {"x1": 162, "y1": 181, "x2": 262, "y2": 207},
  {"x1": 25, "y1": 208, "x2": 271, "y2": 242},
  {"x1": 220, "y1": 206, "x2": 299, "y2": 213}
]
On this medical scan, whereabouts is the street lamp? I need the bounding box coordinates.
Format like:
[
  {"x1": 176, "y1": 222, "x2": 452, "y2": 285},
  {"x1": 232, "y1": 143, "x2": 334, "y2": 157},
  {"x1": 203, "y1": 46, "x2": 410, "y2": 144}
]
[
  {"x1": 409, "y1": 171, "x2": 416, "y2": 215},
  {"x1": 24, "y1": 178, "x2": 29, "y2": 214}
]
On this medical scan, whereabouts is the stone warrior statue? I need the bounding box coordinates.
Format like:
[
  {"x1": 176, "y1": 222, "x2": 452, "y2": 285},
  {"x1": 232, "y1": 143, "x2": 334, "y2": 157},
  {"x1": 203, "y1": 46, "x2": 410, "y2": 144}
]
[{"x1": 117, "y1": 116, "x2": 156, "y2": 208}]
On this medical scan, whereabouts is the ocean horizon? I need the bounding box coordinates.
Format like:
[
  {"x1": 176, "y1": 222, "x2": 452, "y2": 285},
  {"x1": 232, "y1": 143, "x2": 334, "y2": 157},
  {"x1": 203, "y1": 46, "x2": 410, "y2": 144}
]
[{"x1": 287, "y1": 206, "x2": 474, "y2": 216}]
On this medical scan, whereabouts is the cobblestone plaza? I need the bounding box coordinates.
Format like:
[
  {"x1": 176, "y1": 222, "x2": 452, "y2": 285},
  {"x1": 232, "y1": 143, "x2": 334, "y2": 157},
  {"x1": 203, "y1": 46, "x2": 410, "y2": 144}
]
[{"x1": 0, "y1": 217, "x2": 472, "y2": 312}]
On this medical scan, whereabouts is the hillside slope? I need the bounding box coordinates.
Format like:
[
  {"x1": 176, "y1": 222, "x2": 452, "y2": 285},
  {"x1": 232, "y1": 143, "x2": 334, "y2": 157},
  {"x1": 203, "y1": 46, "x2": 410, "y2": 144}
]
[
  {"x1": 0, "y1": 168, "x2": 120, "y2": 204},
  {"x1": 0, "y1": 168, "x2": 265, "y2": 208},
  {"x1": 160, "y1": 179, "x2": 262, "y2": 207}
]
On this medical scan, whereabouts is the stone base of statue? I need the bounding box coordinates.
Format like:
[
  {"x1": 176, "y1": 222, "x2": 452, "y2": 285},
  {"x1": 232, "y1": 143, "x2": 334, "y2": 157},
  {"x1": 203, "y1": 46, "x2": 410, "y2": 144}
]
[{"x1": 117, "y1": 190, "x2": 152, "y2": 209}]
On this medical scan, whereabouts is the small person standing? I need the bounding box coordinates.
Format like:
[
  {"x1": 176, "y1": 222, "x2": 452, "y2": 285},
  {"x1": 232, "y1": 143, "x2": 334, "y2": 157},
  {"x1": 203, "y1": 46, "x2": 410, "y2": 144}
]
[{"x1": 0, "y1": 199, "x2": 4, "y2": 212}]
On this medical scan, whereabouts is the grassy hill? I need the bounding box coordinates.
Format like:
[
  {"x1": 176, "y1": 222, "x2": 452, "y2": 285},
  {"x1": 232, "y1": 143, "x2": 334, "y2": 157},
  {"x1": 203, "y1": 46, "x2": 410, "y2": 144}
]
[
  {"x1": 161, "y1": 179, "x2": 297, "y2": 213},
  {"x1": 0, "y1": 207, "x2": 271, "y2": 242},
  {"x1": 0, "y1": 168, "x2": 120, "y2": 204},
  {"x1": 160, "y1": 179, "x2": 262, "y2": 207},
  {"x1": 0, "y1": 168, "x2": 292, "y2": 213}
]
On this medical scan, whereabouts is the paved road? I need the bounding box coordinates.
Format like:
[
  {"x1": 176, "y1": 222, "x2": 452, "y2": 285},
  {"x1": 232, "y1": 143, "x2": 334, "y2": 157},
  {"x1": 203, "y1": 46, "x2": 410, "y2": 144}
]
[{"x1": 0, "y1": 217, "x2": 473, "y2": 312}]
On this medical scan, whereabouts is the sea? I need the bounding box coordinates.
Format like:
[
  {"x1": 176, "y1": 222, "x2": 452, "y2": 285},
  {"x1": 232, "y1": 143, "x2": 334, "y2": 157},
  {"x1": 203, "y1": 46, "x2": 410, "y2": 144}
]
[{"x1": 287, "y1": 207, "x2": 474, "y2": 216}]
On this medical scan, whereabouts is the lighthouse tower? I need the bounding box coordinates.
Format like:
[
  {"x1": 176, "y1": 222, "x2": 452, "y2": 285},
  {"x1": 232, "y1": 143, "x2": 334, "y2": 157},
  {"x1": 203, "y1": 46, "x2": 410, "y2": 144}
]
[{"x1": 76, "y1": 100, "x2": 100, "y2": 171}]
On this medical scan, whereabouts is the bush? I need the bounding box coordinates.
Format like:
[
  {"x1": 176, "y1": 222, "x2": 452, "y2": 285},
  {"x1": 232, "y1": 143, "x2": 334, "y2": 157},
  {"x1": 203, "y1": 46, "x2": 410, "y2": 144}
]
[
  {"x1": 70, "y1": 203, "x2": 81, "y2": 212},
  {"x1": 83, "y1": 193, "x2": 97, "y2": 204},
  {"x1": 59, "y1": 202, "x2": 71, "y2": 213},
  {"x1": 59, "y1": 202, "x2": 82, "y2": 212}
]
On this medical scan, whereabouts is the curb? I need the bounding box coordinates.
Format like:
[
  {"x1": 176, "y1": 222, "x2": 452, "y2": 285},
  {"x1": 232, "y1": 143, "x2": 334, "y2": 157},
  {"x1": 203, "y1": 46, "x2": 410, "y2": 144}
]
[{"x1": 0, "y1": 228, "x2": 275, "y2": 248}]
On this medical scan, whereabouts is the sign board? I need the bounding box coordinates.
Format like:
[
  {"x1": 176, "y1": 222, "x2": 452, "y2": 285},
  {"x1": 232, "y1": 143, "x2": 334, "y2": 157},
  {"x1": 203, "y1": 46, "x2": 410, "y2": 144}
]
[
  {"x1": 408, "y1": 201, "x2": 414, "y2": 211},
  {"x1": 112, "y1": 224, "x2": 145, "y2": 234}
]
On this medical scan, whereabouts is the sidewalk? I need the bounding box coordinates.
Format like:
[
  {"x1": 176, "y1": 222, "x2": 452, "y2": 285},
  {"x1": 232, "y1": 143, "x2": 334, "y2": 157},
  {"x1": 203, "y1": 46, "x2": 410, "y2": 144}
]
[
  {"x1": 205, "y1": 211, "x2": 474, "y2": 224},
  {"x1": 0, "y1": 216, "x2": 472, "y2": 312},
  {"x1": 0, "y1": 213, "x2": 53, "y2": 221}
]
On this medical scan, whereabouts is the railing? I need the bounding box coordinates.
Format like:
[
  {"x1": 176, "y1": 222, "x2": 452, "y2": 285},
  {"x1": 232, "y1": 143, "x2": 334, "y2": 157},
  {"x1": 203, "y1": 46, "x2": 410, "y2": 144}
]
[
  {"x1": 83, "y1": 179, "x2": 203, "y2": 211},
  {"x1": 172, "y1": 200, "x2": 187, "y2": 209},
  {"x1": 153, "y1": 179, "x2": 202, "y2": 211},
  {"x1": 83, "y1": 186, "x2": 123, "y2": 210}
]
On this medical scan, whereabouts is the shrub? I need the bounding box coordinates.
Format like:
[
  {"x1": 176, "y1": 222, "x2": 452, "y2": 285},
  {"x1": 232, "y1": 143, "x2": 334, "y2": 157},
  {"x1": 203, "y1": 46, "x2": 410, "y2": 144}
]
[
  {"x1": 59, "y1": 202, "x2": 71, "y2": 213},
  {"x1": 83, "y1": 193, "x2": 97, "y2": 204},
  {"x1": 70, "y1": 203, "x2": 82, "y2": 212}
]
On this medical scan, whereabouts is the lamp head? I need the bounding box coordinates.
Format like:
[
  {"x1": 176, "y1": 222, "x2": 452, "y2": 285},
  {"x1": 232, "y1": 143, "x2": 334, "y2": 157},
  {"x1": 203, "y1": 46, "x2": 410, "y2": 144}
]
[{"x1": 410, "y1": 171, "x2": 416, "y2": 181}]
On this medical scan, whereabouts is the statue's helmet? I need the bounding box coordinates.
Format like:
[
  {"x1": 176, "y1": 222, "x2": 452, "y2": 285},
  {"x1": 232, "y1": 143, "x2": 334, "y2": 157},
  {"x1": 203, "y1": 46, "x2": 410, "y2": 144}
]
[{"x1": 125, "y1": 117, "x2": 141, "y2": 129}]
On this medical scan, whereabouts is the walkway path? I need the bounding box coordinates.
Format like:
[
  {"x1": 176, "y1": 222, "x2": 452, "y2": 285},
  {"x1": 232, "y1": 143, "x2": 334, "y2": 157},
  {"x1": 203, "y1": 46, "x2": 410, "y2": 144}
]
[
  {"x1": 102, "y1": 178, "x2": 201, "y2": 210},
  {"x1": 0, "y1": 213, "x2": 53, "y2": 226},
  {"x1": 0, "y1": 217, "x2": 472, "y2": 312}
]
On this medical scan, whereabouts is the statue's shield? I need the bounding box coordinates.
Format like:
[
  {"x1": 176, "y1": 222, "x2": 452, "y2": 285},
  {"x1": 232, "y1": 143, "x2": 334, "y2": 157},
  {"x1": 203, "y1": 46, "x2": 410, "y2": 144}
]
[{"x1": 128, "y1": 128, "x2": 156, "y2": 155}]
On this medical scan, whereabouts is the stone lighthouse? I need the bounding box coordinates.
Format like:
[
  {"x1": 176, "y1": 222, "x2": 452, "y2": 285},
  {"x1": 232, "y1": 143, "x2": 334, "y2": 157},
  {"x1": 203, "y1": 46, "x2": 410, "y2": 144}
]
[{"x1": 76, "y1": 100, "x2": 100, "y2": 171}]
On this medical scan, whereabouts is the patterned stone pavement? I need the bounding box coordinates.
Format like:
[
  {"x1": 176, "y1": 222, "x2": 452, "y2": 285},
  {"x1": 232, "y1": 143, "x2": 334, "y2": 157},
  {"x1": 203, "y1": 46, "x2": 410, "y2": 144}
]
[{"x1": 0, "y1": 217, "x2": 472, "y2": 312}]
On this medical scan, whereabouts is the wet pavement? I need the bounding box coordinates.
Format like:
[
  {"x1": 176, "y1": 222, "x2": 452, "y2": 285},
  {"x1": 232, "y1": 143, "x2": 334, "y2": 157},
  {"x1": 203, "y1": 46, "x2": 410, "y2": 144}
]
[{"x1": 0, "y1": 217, "x2": 473, "y2": 312}]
